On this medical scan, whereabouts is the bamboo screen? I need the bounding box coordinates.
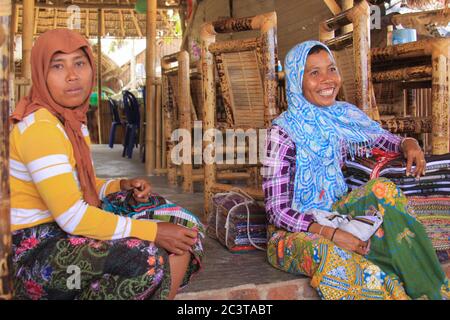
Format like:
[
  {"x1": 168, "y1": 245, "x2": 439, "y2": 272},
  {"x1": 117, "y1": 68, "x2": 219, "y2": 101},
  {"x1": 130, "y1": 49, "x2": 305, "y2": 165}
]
[{"x1": 219, "y1": 50, "x2": 265, "y2": 128}]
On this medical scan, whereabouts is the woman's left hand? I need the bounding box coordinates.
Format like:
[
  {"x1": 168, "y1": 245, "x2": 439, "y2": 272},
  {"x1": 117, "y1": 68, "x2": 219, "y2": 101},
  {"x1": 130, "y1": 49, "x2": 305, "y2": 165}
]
[
  {"x1": 120, "y1": 178, "x2": 152, "y2": 203},
  {"x1": 402, "y1": 138, "x2": 426, "y2": 178}
]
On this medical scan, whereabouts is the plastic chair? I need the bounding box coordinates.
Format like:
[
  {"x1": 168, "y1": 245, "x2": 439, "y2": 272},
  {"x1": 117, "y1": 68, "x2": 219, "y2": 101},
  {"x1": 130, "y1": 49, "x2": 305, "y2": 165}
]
[
  {"x1": 122, "y1": 90, "x2": 140, "y2": 158},
  {"x1": 108, "y1": 98, "x2": 124, "y2": 148}
]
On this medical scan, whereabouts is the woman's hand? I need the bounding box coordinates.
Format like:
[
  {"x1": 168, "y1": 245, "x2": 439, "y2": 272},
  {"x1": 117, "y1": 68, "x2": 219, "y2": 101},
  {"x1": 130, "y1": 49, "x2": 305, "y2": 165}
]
[
  {"x1": 155, "y1": 222, "x2": 198, "y2": 255},
  {"x1": 120, "y1": 178, "x2": 152, "y2": 203},
  {"x1": 402, "y1": 138, "x2": 426, "y2": 178},
  {"x1": 332, "y1": 229, "x2": 369, "y2": 255}
]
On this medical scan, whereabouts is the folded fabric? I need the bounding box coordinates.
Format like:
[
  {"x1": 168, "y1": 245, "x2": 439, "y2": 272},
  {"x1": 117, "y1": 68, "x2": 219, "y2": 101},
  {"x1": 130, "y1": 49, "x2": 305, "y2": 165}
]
[{"x1": 307, "y1": 208, "x2": 383, "y2": 241}]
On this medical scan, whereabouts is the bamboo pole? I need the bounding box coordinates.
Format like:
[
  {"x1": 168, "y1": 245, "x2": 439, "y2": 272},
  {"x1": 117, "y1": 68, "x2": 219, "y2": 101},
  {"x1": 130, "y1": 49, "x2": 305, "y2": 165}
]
[
  {"x1": 162, "y1": 74, "x2": 177, "y2": 184},
  {"x1": 431, "y1": 40, "x2": 450, "y2": 154},
  {"x1": 9, "y1": 1, "x2": 15, "y2": 80},
  {"x1": 13, "y1": 3, "x2": 18, "y2": 34},
  {"x1": 259, "y1": 12, "x2": 279, "y2": 127},
  {"x1": 372, "y1": 65, "x2": 432, "y2": 83},
  {"x1": 22, "y1": 0, "x2": 34, "y2": 80},
  {"x1": 324, "y1": 0, "x2": 342, "y2": 15},
  {"x1": 33, "y1": 7, "x2": 39, "y2": 35},
  {"x1": 96, "y1": 9, "x2": 103, "y2": 144},
  {"x1": 86, "y1": 9, "x2": 90, "y2": 38},
  {"x1": 161, "y1": 107, "x2": 167, "y2": 170},
  {"x1": 155, "y1": 84, "x2": 162, "y2": 173},
  {"x1": 348, "y1": 0, "x2": 372, "y2": 119},
  {"x1": 145, "y1": 0, "x2": 157, "y2": 175},
  {"x1": 0, "y1": 0, "x2": 13, "y2": 300},
  {"x1": 178, "y1": 51, "x2": 192, "y2": 193},
  {"x1": 342, "y1": 0, "x2": 354, "y2": 34},
  {"x1": 201, "y1": 22, "x2": 216, "y2": 215}
]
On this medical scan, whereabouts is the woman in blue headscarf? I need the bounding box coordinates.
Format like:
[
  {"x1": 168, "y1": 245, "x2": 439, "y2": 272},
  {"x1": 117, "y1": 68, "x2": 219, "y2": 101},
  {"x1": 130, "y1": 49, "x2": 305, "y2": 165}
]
[{"x1": 262, "y1": 41, "x2": 449, "y2": 300}]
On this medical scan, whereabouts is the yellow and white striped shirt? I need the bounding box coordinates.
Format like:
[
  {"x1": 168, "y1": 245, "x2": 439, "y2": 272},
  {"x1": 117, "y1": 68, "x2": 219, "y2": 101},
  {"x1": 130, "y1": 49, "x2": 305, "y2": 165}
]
[{"x1": 10, "y1": 108, "x2": 157, "y2": 241}]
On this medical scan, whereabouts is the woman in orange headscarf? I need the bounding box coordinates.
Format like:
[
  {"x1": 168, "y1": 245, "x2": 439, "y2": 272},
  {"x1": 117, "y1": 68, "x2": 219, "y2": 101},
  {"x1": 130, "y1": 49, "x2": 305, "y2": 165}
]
[{"x1": 10, "y1": 29, "x2": 203, "y2": 300}]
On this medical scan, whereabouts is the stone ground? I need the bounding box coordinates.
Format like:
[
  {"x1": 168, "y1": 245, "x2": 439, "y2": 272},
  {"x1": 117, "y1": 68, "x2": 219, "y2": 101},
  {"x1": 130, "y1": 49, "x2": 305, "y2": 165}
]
[{"x1": 92, "y1": 144, "x2": 449, "y2": 300}]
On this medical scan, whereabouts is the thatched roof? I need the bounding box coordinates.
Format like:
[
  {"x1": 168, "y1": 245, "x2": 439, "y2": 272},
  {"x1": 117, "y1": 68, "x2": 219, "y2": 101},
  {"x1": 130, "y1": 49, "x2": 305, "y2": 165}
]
[
  {"x1": 90, "y1": 44, "x2": 121, "y2": 80},
  {"x1": 14, "y1": 42, "x2": 121, "y2": 79},
  {"x1": 405, "y1": 0, "x2": 448, "y2": 10},
  {"x1": 13, "y1": 0, "x2": 183, "y2": 38}
]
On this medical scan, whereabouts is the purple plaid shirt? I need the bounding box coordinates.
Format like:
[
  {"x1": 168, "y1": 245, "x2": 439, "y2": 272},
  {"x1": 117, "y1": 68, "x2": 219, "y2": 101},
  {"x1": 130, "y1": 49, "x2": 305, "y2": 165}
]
[{"x1": 262, "y1": 124, "x2": 403, "y2": 232}]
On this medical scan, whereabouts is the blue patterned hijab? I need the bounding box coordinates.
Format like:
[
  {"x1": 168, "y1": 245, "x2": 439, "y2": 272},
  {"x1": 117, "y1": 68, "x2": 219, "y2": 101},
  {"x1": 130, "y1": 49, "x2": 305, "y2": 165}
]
[{"x1": 273, "y1": 41, "x2": 385, "y2": 211}]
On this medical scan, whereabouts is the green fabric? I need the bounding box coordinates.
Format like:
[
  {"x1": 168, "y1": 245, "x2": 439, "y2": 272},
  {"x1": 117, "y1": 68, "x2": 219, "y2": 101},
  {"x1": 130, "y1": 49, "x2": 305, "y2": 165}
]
[{"x1": 332, "y1": 177, "x2": 449, "y2": 300}]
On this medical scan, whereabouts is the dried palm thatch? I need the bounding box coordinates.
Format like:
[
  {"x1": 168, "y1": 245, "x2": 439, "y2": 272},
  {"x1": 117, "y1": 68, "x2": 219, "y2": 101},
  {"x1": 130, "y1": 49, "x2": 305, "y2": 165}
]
[
  {"x1": 13, "y1": 0, "x2": 182, "y2": 38},
  {"x1": 405, "y1": 0, "x2": 448, "y2": 10},
  {"x1": 14, "y1": 43, "x2": 120, "y2": 79}
]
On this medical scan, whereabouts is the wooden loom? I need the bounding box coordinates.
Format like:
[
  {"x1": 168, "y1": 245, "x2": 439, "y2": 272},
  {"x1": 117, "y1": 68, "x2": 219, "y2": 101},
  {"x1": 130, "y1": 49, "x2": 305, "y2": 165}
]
[{"x1": 201, "y1": 12, "x2": 280, "y2": 215}]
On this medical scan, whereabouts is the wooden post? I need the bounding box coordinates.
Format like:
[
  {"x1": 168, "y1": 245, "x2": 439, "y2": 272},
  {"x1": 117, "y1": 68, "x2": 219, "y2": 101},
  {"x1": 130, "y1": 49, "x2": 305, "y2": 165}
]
[
  {"x1": 162, "y1": 73, "x2": 177, "y2": 185},
  {"x1": 145, "y1": 0, "x2": 157, "y2": 175},
  {"x1": 155, "y1": 83, "x2": 162, "y2": 173},
  {"x1": 348, "y1": 1, "x2": 372, "y2": 119},
  {"x1": 431, "y1": 40, "x2": 450, "y2": 155},
  {"x1": 22, "y1": 0, "x2": 34, "y2": 80},
  {"x1": 161, "y1": 107, "x2": 167, "y2": 170},
  {"x1": 96, "y1": 9, "x2": 103, "y2": 144},
  {"x1": 178, "y1": 51, "x2": 193, "y2": 193},
  {"x1": 0, "y1": 0, "x2": 13, "y2": 300},
  {"x1": 200, "y1": 23, "x2": 216, "y2": 215},
  {"x1": 258, "y1": 12, "x2": 278, "y2": 127}
]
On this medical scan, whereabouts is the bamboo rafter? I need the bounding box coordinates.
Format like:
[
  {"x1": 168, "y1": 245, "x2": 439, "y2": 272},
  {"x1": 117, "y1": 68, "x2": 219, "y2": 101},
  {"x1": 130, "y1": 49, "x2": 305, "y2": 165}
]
[{"x1": 14, "y1": 1, "x2": 181, "y2": 38}]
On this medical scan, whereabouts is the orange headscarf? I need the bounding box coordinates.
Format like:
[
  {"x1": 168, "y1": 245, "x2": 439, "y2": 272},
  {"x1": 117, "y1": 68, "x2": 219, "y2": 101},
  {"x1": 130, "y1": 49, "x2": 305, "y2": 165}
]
[{"x1": 11, "y1": 28, "x2": 101, "y2": 207}]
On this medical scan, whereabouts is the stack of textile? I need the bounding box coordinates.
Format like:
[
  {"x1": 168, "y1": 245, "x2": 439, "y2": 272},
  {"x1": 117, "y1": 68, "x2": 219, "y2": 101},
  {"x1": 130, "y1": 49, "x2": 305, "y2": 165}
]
[
  {"x1": 407, "y1": 196, "x2": 450, "y2": 263},
  {"x1": 343, "y1": 152, "x2": 450, "y2": 262},
  {"x1": 207, "y1": 191, "x2": 267, "y2": 253}
]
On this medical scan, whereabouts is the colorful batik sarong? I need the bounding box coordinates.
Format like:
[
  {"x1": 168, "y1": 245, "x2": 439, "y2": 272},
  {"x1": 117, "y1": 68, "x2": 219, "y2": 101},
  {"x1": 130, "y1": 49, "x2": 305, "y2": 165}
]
[
  {"x1": 12, "y1": 191, "x2": 203, "y2": 300},
  {"x1": 267, "y1": 178, "x2": 449, "y2": 300}
]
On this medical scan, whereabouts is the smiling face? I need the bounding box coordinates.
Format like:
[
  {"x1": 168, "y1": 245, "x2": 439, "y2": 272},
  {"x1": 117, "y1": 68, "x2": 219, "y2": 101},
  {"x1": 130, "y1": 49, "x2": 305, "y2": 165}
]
[
  {"x1": 46, "y1": 49, "x2": 93, "y2": 108},
  {"x1": 302, "y1": 49, "x2": 341, "y2": 107}
]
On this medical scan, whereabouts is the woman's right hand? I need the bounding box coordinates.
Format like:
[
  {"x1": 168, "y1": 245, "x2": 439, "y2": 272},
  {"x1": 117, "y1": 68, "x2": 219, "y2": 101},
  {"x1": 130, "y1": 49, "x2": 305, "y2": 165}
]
[
  {"x1": 332, "y1": 229, "x2": 369, "y2": 255},
  {"x1": 154, "y1": 222, "x2": 198, "y2": 255}
]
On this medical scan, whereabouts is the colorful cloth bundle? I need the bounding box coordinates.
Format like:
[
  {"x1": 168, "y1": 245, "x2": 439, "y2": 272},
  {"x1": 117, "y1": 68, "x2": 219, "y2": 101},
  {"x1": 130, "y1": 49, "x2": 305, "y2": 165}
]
[
  {"x1": 343, "y1": 152, "x2": 450, "y2": 262},
  {"x1": 102, "y1": 191, "x2": 205, "y2": 236},
  {"x1": 407, "y1": 196, "x2": 450, "y2": 263},
  {"x1": 207, "y1": 191, "x2": 267, "y2": 253},
  {"x1": 344, "y1": 153, "x2": 450, "y2": 196}
]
